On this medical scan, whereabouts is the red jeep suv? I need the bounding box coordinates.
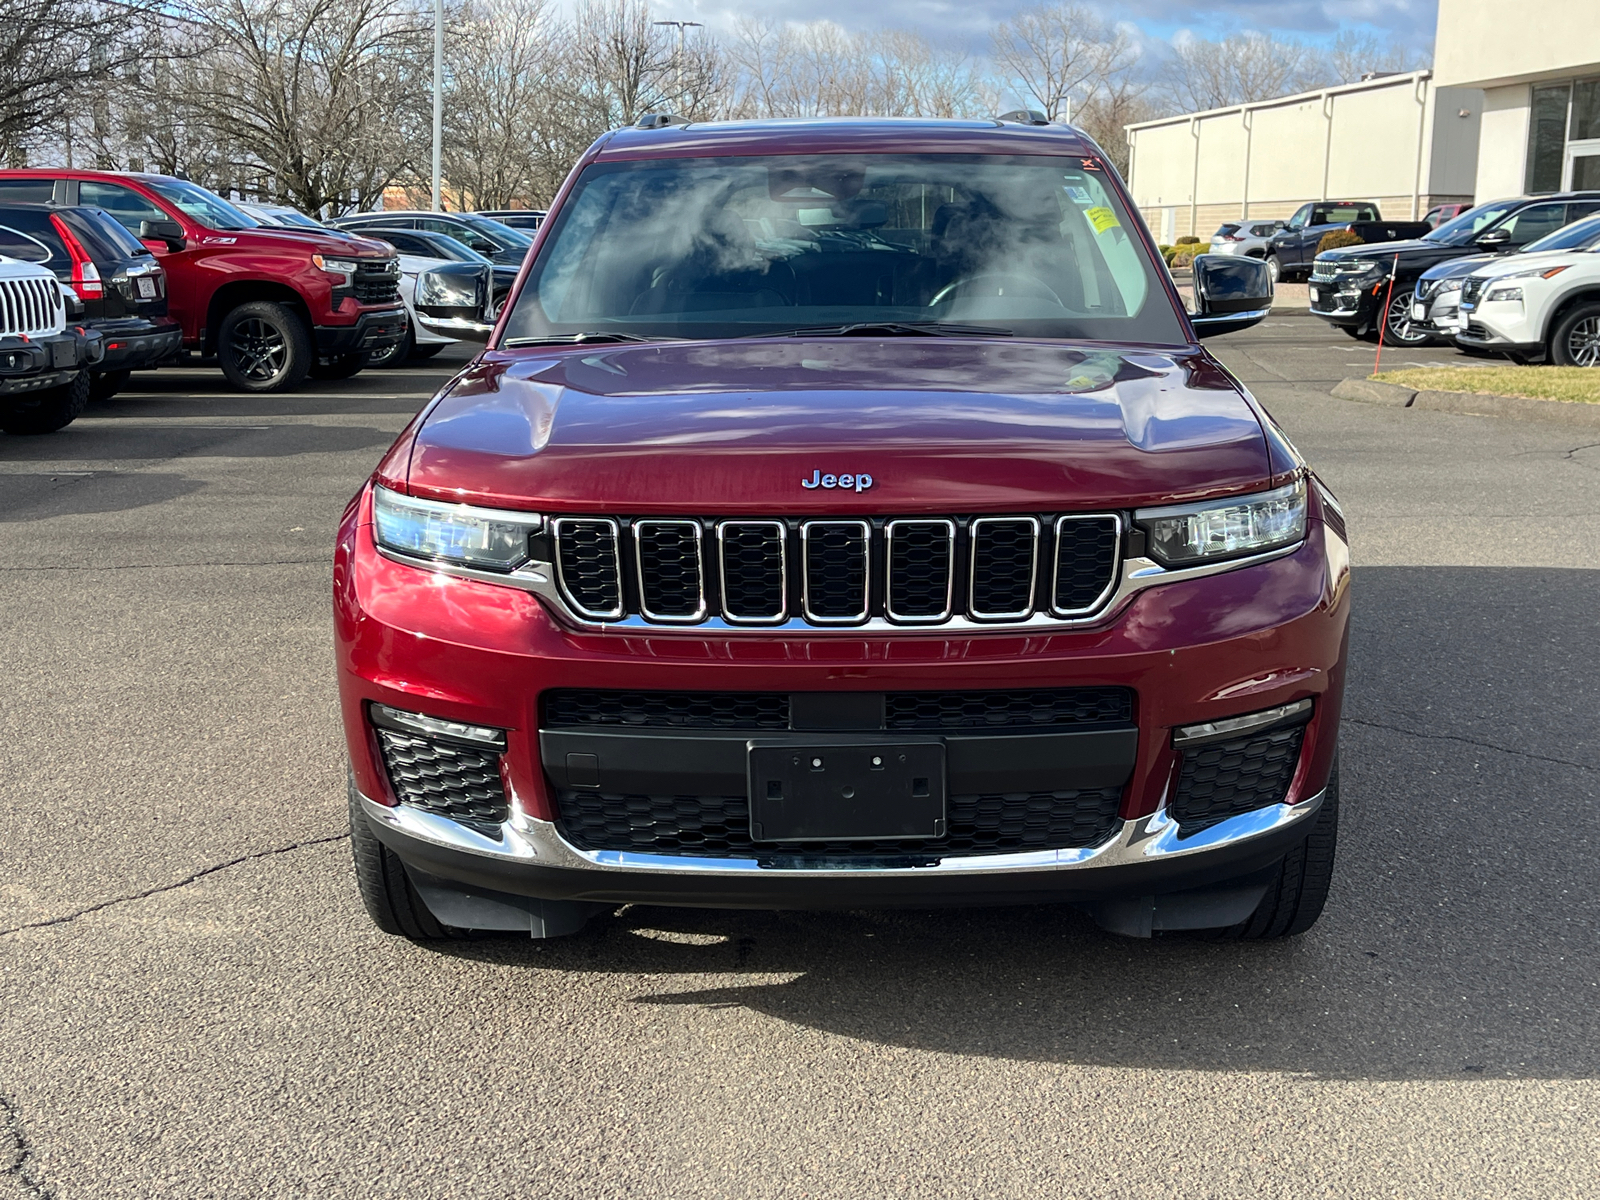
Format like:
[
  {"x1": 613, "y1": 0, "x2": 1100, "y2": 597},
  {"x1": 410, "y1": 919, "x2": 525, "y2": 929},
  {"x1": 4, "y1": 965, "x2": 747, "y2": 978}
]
[
  {"x1": 0, "y1": 171, "x2": 405, "y2": 392},
  {"x1": 337, "y1": 118, "x2": 1350, "y2": 942}
]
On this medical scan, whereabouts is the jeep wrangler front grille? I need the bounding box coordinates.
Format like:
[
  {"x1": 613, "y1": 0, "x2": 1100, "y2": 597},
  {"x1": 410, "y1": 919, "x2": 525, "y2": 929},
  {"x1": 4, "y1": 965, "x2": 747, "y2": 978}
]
[{"x1": 548, "y1": 513, "x2": 1122, "y2": 629}]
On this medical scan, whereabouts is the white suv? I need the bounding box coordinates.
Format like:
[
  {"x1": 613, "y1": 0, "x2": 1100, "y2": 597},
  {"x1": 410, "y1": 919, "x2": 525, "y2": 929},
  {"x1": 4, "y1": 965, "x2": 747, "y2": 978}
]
[
  {"x1": 0, "y1": 256, "x2": 104, "y2": 433},
  {"x1": 1456, "y1": 228, "x2": 1600, "y2": 366}
]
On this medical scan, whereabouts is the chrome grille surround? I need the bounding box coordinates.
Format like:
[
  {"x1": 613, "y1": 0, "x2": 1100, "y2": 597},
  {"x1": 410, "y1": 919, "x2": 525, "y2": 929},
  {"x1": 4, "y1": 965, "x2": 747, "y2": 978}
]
[
  {"x1": 968, "y1": 516, "x2": 1039, "y2": 620},
  {"x1": 800, "y1": 519, "x2": 870, "y2": 624},
  {"x1": 716, "y1": 520, "x2": 788, "y2": 624},
  {"x1": 1052, "y1": 514, "x2": 1123, "y2": 616},
  {"x1": 552, "y1": 517, "x2": 624, "y2": 620},
  {"x1": 884, "y1": 519, "x2": 955, "y2": 623},
  {"x1": 380, "y1": 512, "x2": 1306, "y2": 634},
  {"x1": 633, "y1": 518, "x2": 707, "y2": 623}
]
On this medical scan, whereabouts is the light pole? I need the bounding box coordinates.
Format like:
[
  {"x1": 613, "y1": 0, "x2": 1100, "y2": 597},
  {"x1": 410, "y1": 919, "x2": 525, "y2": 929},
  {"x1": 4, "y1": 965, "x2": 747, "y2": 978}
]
[
  {"x1": 652, "y1": 20, "x2": 703, "y2": 107},
  {"x1": 431, "y1": 0, "x2": 443, "y2": 211}
]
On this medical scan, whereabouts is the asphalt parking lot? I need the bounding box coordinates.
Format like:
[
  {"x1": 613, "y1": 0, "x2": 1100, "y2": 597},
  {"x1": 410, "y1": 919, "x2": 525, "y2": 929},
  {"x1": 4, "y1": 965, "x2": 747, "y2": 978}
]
[{"x1": 3, "y1": 313, "x2": 1599, "y2": 1199}]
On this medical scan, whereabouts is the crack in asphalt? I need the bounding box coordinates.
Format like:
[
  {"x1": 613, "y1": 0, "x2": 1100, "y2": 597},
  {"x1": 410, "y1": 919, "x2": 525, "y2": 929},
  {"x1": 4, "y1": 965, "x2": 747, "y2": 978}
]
[
  {"x1": 0, "y1": 1094, "x2": 53, "y2": 1199},
  {"x1": 0, "y1": 835, "x2": 349, "y2": 939},
  {"x1": 1345, "y1": 716, "x2": 1598, "y2": 773}
]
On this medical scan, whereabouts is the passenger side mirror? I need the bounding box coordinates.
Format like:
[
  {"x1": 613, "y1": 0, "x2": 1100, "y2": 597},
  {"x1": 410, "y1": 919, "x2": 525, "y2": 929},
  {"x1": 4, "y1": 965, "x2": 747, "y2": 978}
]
[
  {"x1": 139, "y1": 218, "x2": 185, "y2": 252},
  {"x1": 1476, "y1": 227, "x2": 1511, "y2": 247},
  {"x1": 413, "y1": 262, "x2": 496, "y2": 342},
  {"x1": 1189, "y1": 254, "x2": 1272, "y2": 339}
]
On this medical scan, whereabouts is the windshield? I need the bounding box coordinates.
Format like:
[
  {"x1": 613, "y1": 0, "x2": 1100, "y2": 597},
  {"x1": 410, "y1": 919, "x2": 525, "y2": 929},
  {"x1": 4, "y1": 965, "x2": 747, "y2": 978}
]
[
  {"x1": 504, "y1": 154, "x2": 1182, "y2": 344},
  {"x1": 1425, "y1": 201, "x2": 1518, "y2": 246},
  {"x1": 275, "y1": 210, "x2": 323, "y2": 228},
  {"x1": 459, "y1": 213, "x2": 532, "y2": 248},
  {"x1": 425, "y1": 234, "x2": 491, "y2": 263},
  {"x1": 143, "y1": 177, "x2": 261, "y2": 230},
  {"x1": 1524, "y1": 213, "x2": 1600, "y2": 252}
]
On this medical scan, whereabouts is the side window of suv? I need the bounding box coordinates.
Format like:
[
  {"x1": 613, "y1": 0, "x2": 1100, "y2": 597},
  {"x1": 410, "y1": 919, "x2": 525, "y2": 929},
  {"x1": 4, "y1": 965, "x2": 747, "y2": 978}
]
[
  {"x1": 1499, "y1": 202, "x2": 1567, "y2": 245},
  {"x1": 78, "y1": 181, "x2": 171, "y2": 235},
  {"x1": 421, "y1": 218, "x2": 498, "y2": 253},
  {"x1": 0, "y1": 179, "x2": 56, "y2": 203}
]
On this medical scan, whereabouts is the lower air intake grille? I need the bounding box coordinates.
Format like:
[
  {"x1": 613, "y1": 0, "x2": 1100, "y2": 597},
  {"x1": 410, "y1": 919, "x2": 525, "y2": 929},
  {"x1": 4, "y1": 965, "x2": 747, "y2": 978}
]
[
  {"x1": 543, "y1": 689, "x2": 791, "y2": 730},
  {"x1": 1170, "y1": 724, "x2": 1305, "y2": 835},
  {"x1": 555, "y1": 786, "x2": 1125, "y2": 859},
  {"x1": 376, "y1": 729, "x2": 508, "y2": 828},
  {"x1": 884, "y1": 686, "x2": 1133, "y2": 730}
]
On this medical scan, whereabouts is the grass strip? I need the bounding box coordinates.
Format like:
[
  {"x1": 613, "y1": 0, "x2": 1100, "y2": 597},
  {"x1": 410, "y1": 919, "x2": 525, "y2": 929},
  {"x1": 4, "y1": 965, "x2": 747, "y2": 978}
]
[{"x1": 1373, "y1": 366, "x2": 1600, "y2": 404}]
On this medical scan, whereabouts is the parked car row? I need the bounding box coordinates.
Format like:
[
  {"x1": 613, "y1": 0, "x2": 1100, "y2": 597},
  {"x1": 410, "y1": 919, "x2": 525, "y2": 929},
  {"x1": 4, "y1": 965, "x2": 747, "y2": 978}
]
[
  {"x1": 1307, "y1": 191, "x2": 1600, "y2": 350},
  {"x1": 0, "y1": 169, "x2": 544, "y2": 429}
]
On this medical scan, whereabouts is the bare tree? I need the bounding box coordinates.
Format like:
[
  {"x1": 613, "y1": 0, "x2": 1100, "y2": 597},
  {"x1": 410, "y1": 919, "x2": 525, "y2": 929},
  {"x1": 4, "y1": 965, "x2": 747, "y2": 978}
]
[
  {"x1": 1160, "y1": 31, "x2": 1314, "y2": 112},
  {"x1": 1326, "y1": 30, "x2": 1431, "y2": 85},
  {"x1": 170, "y1": 0, "x2": 431, "y2": 214},
  {"x1": 567, "y1": 0, "x2": 676, "y2": 128},
  {"x1": 0, "y1": 0, "x2": 165, "y2": 163},
  {"x1": 991, "y1": 4, "x2": 1132, "y2": 122}
]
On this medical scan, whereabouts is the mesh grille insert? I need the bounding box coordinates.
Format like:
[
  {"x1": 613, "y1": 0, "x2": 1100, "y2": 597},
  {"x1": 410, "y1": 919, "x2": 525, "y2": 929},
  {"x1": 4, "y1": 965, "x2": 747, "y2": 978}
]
[
  {"x1": 376, "y1": 729, "x2": 508, "y2": 828},
  {"x1": 554, "y1": 519, "x2": 622, "y2": 618},
  {"x1": 803, "y1": 521, "x2": 869, "y2": 622},
  {"x1": 555, "y1": 787, "x2": 1125, "y2": 859},
  {"x1": 885, "y1": 686, "x2": 1133, "y2": 730},
  {"x1": 970, "y1": 518, "x2": 1037, "y2": 617},
  {"x1": 1170, "y1": 724, "x2": 1305, "y2": 835},
  {"x1": 1054, "y1": 517, "x2": 1121, "y2": 613},
  {"x1": 544, "y1": 690, "x2": 791, "y2": 730},
  {"x1": 719, "y1": 522, "x2": 786, "y2": 621},
  {"x1": 887, "y1": 520, "x2": 954, "y2": 620},
  {"x1": 634, "y1": 520, "x2": 703, "y2": 619}
]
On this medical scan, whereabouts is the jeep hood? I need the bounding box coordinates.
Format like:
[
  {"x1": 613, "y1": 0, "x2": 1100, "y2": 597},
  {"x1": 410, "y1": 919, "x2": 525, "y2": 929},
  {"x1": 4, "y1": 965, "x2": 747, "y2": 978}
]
[{"x1": 401, "y1": 340, "x2": 1275, "y2": 512}]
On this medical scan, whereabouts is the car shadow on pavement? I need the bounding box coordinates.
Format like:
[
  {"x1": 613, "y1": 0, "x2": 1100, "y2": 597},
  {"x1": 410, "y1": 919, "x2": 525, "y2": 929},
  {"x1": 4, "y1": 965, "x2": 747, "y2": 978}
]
[
  {"x1": 434, "y1": 564, "x2": 1600, "y2": 1082},
  {"x1": 0, "y1": 471, "x2": 205, "y2": 520},
  {"x1": 0, "y1": 422, "x2": 397, "y2": 463}
]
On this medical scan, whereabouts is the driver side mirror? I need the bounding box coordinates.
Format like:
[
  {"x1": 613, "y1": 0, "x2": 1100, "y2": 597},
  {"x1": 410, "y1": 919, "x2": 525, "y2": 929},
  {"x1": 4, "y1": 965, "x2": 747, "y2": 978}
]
[
  {"x1": 1189, "y1": 254, "x2": 1272, "y2": 339},
  {"x1": 139, "y1": 218, "x2": 185, "y2": 252},
  {"x1": 413, "y1": 262, "x2": 496, "y2": 342},
  {"x1": 1476, "y1": 227, "x2": 1512, "y2": 247}
]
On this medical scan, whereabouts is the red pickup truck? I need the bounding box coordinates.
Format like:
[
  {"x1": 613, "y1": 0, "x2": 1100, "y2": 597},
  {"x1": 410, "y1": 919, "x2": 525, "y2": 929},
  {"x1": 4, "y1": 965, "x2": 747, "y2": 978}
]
[{"x1": 0, "y1": 170, "x2": 405, "y2": 392}]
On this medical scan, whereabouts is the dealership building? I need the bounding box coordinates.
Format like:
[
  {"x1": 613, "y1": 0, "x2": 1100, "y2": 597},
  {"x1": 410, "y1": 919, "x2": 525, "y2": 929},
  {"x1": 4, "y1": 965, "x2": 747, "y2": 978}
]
[
  {"x1": 1123, "y1": 71, "x2": 1482, "y2": 242},
  {"x1": 1433, "y1": 0, "x2": 1600, "y2": 198}
]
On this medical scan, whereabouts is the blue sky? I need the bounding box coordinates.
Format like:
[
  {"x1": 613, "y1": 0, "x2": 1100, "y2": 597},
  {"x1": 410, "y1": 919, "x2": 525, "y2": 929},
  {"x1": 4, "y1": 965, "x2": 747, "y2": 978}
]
[{"x1": 646, "y1": 0, "x2": 1440, "y2": 57}]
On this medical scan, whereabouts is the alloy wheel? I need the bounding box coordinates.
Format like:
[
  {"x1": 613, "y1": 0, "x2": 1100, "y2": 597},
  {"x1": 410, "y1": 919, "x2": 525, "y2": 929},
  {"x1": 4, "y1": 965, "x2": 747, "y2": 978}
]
[
  {"x1": 1567, "y1": 316, "x2": 1600, "y2": 367},
  {"x1": 229, "y1": 317, "x2": 288, "y2": 382},
  {"x1": 1385, "y1": 289, "x2": 1427, "y2": 345}
]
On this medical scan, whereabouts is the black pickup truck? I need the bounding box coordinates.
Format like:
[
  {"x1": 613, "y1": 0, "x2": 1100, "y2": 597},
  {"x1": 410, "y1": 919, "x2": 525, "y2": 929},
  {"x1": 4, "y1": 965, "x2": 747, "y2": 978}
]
[{"x1": 1266, "y1": 201, "x2": 1431, "y2": 282}]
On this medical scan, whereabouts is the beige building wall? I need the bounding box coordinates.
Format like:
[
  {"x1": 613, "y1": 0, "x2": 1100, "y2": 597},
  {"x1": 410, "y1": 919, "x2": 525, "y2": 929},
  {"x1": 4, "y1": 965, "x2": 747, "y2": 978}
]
[
  {"x1": 1434, "y1": 0, "x2": 1600, "y2": 89},
  {"x1": 1474, "y1": 85, "x2": 1534, "y2": 199},
  {"x1": 1125, "y1": 73, "x2": 1480, "y2": 240}
]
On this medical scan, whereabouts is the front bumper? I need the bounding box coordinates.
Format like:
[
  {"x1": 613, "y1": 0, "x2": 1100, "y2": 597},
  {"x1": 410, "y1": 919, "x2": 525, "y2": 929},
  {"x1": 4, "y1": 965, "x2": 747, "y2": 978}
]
[
  {"x1": 1308, "y1": 278, "x2": 1380, "y2": 329},
  {"x1": 0, "y1": 328, "x2": 104, "y2": 395},
  {"x1": 1453, "y1": 302, "x2": 1542, "y2": 353},
  {"x1": 335, "y1": 484, "x2": 1351, "y2": 910},
  {"x1": 315, "y1": 306, "x2": 407, "y2": 355},
  {"x1": 89, "y1": 317, "x2": 182, "y2": 371}
]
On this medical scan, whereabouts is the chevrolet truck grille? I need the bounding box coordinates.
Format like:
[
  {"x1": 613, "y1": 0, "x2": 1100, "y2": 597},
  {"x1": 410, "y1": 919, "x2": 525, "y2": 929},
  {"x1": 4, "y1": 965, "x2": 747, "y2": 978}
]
[{"x1": 551, "y1": 513, "x2": 1122, "y2": 629}]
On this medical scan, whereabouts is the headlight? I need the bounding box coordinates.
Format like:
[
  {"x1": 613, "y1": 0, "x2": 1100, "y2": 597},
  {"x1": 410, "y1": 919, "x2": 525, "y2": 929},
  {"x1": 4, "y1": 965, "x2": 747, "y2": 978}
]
[
  {"x1": 1491, "y1": 264, "x2": 1570, "y2": 283},
  {"x1": 372, "y1": 486, "x2": 540, "y2": 572},
  {"x1": 312, "y1": 254, "x2": 361, "y2": 281},
  {"x1": 1136, "y1": 478, "x2": 1307, "y2": 567},
  {"x1": 1437, "y1": 278, "x2": 1465, "y2": 294},
  {"x1": 1485, "y1": 286, "x2": 1523, "y2": 302}
]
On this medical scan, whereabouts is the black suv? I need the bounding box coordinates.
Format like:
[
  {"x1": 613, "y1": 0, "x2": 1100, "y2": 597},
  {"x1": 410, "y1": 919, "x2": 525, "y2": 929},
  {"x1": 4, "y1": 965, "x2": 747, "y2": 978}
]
[
  {"x1": 0, "y1": 203, "x2": 181, "y2": 400},
  {"x1": 330, "y1": 211, "x2": 532, "y2": 267},
  {"x1": 1309, "y1": 192, "x2": 1600, "y2": 345}
]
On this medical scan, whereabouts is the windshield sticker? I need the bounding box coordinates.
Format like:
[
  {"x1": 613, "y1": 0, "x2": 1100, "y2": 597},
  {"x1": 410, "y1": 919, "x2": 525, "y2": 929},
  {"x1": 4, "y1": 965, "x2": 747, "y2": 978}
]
[
  {"x1": 1084, "y1": 206, "x2": 1120, "y2": 234},
  {"x1": 1064, "y1": 185, "x2": 1093, "y2": 205}
]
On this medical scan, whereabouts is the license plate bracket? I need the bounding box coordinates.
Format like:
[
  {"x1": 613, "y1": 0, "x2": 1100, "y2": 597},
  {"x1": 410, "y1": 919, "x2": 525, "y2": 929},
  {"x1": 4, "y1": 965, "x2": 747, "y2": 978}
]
[
  {"x1": 136, "y1": 276, "x2": 157, "y2": 299},
  {"x1": 748, "y1": 742, "x2": 946, "y2": 842}
]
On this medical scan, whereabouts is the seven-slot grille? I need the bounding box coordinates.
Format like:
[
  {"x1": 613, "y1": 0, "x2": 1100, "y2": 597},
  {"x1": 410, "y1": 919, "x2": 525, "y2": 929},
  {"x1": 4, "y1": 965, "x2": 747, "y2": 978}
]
[
  {"x1": 550, "y1": 514, "x2": 1123, "y2": 628},
  {"x1": 0, "y1": 275, "x2": 63, "y2": 337}
]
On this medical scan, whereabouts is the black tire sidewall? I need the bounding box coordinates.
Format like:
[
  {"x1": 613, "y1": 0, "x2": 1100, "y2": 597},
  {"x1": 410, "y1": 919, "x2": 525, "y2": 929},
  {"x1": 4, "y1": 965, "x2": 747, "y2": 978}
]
[
  {"x1": 1551, "y1": 303, "x2": 1600, "y2": 367},
  {"x1": 217, "y1": 300, "x2": 313, "y2": 393},
  {"x1": 369, "y1": 324, "x2": 414, "y2": 369},
  {"x1": 0, "y1": 369, "x2": 91, "y2": 434}
]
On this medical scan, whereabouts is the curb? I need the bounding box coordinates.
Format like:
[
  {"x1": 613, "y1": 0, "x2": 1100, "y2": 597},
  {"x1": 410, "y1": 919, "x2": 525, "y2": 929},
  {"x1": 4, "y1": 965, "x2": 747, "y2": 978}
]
[
  {"x1": 1331, "y1": 378, "x2": 1415, "y2": 406},
  {"x1": 1411, "y1": 389, "x2": 1600, "y2": 427},
  {"x1": 1330, "y1": 378, "x2": 1600, "y2": 426}
]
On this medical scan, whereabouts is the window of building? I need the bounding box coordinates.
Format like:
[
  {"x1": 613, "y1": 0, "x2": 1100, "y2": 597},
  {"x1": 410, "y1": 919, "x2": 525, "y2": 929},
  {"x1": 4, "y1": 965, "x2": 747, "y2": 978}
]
[
  {"x1": 1572, "y1": 78, "x2": 1600, "y2": 142},
  {"x1": 1526, "y1": 83, "x2": 1571, "y2": 194}
]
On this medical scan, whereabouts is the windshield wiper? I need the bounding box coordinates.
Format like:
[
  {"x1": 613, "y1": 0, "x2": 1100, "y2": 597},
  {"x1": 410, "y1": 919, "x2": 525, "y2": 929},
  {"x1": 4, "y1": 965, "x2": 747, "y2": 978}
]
[
  {"x1": 748, "y1": 321, "x2": 1011, "y2": 339},
  {"x1": 502, "y1": 332, "x2": 679, "y2": 347}
]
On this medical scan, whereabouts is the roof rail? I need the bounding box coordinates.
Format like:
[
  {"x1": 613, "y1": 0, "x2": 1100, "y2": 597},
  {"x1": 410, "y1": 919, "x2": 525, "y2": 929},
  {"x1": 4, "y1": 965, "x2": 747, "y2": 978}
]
[
  {"x1": 996, "y1": 109, "x2": 1051, "y2": 126},
  {"x1": 635, "y1": 113, "x2": 688, "y2": 130}
]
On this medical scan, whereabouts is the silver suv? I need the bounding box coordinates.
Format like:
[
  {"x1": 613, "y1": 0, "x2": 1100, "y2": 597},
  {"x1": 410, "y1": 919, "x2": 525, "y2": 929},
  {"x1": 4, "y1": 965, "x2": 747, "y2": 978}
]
[{"x1": 1209, "y1": 220, "x2": 1284, "y2": 259}]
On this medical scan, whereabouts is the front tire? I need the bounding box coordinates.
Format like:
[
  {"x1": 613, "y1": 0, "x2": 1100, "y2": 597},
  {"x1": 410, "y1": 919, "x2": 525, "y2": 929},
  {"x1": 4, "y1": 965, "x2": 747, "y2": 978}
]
[
  {"x1": 217, "y1": 301, "x2": 313, "y2": 393},
  {"x1": 1550, "y1": 303, "x2": 1600, "y2": 367},
  {"x1": 348, "y1": 777, "x2": 470, "y2": 941},
  {"x1": 1379, "y1": 287, "x2": 1431, "y2": 347},
  {"x1": 0, "y1": 369, "x2": 91, "y2": 434},
  {"x1": 1267, "y1": 255, "x2": 1283, "y2": 284},
  {"x1": 366, "y1": 322, "x2": 414, "y2": 369},
  {"x1": 1212, "y1": 763, "x2": 1339, "y2": 940}
]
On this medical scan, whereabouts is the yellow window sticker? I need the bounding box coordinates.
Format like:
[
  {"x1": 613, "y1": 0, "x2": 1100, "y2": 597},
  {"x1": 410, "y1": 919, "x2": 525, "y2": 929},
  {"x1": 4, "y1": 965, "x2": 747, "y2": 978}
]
[{"x1": 1085, "y1": 206, "x2": 1120, "y2": 234}]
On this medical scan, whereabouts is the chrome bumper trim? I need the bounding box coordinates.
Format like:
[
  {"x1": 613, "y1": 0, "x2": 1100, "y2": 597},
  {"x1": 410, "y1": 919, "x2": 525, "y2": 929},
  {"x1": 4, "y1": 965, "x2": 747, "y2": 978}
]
[{"x1": 358, "y1": 787, "x2": 1325, "y2": 879}]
